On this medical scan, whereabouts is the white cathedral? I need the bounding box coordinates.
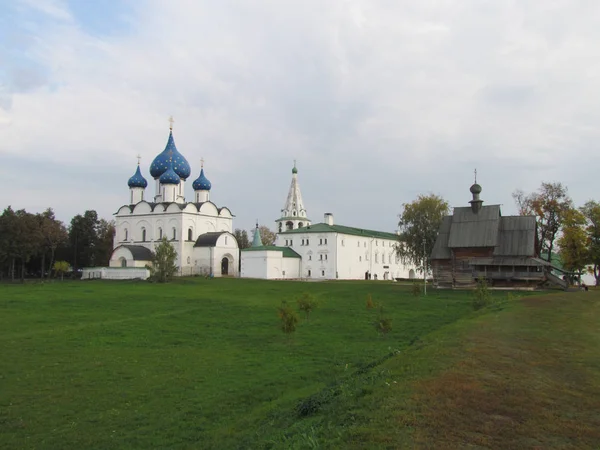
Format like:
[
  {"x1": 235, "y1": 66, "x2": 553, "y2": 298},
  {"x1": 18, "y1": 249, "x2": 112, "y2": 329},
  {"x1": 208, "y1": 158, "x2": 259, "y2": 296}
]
[{"x1": 83, "y1": 121, "x2": 416, "y2": 281}]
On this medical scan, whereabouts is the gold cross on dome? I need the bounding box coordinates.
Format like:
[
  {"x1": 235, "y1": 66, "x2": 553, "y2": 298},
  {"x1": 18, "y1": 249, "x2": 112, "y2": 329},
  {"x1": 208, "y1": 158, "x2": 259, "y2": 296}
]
[
  {"x1": 474, "y1": 168, "x2": 477, "y2": 183},
  {"x1": 136, "y1": 154, "x2": 141, "y2": 165},
  {"x1": 168, "y1": 115, "x2": 174, "y2": 130},
  {"x1": 200, "y1": 157, "x2": 204, "y2": 168}
]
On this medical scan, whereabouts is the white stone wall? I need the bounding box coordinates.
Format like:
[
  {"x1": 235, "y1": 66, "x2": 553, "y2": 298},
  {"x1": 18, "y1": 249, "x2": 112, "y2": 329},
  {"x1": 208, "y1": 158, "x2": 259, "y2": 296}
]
[
  {"x1": 275, "y1": 229, "x2": 415, "y2": 280},
  {"x1": 82, "y1": 267, "x2": 150, "y2": 280},
  {"x1": 240, "y1": 250, "x2": 301, "y2": 279}
]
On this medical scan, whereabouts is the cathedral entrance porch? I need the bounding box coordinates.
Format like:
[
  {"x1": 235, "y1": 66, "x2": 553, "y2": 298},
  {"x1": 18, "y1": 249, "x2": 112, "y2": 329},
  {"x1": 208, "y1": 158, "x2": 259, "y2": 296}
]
[{"x1": 221, "y1": 257, "x2": 229, "y2": 275}]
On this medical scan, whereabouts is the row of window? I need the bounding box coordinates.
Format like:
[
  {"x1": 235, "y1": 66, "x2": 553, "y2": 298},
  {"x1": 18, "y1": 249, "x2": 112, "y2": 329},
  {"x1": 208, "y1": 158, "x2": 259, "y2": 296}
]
[
  {"x1": 306, "y1": 269, "x2": 326, "y2": 277},
  {"x1": 285, "y1": 237, "x2": 329, "y2": 247},
  {"x1": 357, "y1": 240, "x2": 395, "y2": 248},
  {"x1": 123, "y1": 227, "x2": 214, "y2": 243},
  {"x1": 358, "y1": 253, "x2": 400, "y2": 264}
]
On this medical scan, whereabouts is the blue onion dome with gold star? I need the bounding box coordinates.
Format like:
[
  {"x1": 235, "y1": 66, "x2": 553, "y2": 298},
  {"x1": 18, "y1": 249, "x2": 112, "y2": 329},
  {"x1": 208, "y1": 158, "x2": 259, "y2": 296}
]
[
  {"x1": 159, "y1": 157, "x2": 181, "y2": 185},
  {"x1": 149, "y1": 120, "x2": 191, "y2": 180},
  {"x1": 128, "y1": 164, "x2": 148, "y2": 188},
  {"x1": 192, "y1": 160, "x2": 211, "y2": 191}
]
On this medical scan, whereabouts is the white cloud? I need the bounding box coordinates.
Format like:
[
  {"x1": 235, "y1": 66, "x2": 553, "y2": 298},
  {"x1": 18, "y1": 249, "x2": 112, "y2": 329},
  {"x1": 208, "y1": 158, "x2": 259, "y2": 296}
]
[{"x1": 1, "y1": 0, "x2": 600, "y2": 230}]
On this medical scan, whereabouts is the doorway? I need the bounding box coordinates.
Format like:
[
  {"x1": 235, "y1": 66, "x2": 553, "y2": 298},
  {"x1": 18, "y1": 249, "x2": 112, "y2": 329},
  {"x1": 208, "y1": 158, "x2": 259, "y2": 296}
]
[{"x1": 221, "y1": 257, "x2": 229, "y2": 275}]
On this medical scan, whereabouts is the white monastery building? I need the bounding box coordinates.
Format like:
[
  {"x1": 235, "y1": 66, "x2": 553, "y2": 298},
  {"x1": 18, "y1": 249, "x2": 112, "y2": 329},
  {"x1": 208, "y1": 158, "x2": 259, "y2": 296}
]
[
  {"x1": 83, "y1": 120, "x2": 239, "y2": 280},
  {"x1": 241, "y1": 164, "x2": 417, "y2": 280}
]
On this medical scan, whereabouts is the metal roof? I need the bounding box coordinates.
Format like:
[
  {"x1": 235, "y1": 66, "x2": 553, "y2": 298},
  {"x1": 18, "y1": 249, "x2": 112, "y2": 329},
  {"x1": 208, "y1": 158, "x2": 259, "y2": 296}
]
[
  {"x1": 493, "y1": 216, "x2": 536, "y2": 256},
  {"x1": 194, "y1": 232, "x2": 229, "y2": 247},
  {"x1": 118, "y1": 245, "x2": 154, "y2": 261},
  {"x1": 469, "y1": 256, "x2": 550, "y2": 266},
  {"x1": 241, "y1": 246, "x2": 302, "y2": 258},
  {"x1": 278, "y1": 222, "x2": 399, "y2": 240}
]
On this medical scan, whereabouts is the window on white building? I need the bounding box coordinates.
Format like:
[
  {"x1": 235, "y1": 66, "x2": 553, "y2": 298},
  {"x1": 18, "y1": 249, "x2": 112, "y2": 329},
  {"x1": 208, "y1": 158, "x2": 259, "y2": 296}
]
[
  {"x1": 325, "y1": 238, "x2": 328, "y2": 245},
  {"x1": 309, "y1": 255, "x2": 312, "y2": 261},
  {"x1": 325, "y1": 254, "x2": 328, "y2": 260},
  {"x1": 320, "y1": 255, "x2": 323, "y2": 261},
  {"x1": 124, "y1": 228, "x2": 128, "y2": 241},
  {"x1": 321, "y1": 270, "x2": 325, "y2": 276},
  {"x1": 341, "y1": 240, "x2": 345, "y2": 246},
  {"x1": 375, "y1": 253, "x2": 379, "y2": 263},
  {"x1": 306, "y1": 239, "x2": 309, "y2": 245},
  {"x1": 364, "y1": 242, "x2": 366, "y2": 248},
  {"x1": 188, "y1": 228, "x2": 193, "y2": 241},
  {"x1": 308, "y1": 269, "x2": 311, "y2": 277},
  {"x1": 319, "y1": 238, "x2": 323, "y2": 245},
  {"x1": 141, "y1": 227, "x2": 146, "y2": 242},
  {"x1": 359, "y1": 256, "x2": 362, "y2": 262},
  {"x1": 158, "y1": 227, "x2": 162, "y2": 239},
  {"x1": 172, "y1": 227, "x2": 176, "y2": 240}
]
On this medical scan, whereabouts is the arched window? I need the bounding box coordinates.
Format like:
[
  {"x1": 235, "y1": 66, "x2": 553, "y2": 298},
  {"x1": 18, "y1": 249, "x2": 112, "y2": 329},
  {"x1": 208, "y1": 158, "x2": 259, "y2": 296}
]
[
  {"x1": 172, "y1": 227, "x2": 176, "y2": 240},
  {"x1": 278, "y1": 223, "x2": 283, "y2": 232},
  {"x1": 120, "y1": 257, "x2": 127, "y2": 268},
  {"x1": 292, "y1": 210, "x2": 297, "y2": 216},
  {"x1": 188, "y1": 228, "x2": 193, "y2": 241},
  {"x1": 286, "y1": 221, "x2": 293, "y2": 230},
  {"x1": 141, "y1": 227, "x2": 146, "y2": 242},
  {"x1": 158, "y1": 227, "x2": 163, "y2": 239},
  {"x1": 298, "y1": 222, "x2": 304, "y2": 228},
  {"x1": 187, "y1": 256, "x2": 191, "y2": 264},
  {"x1": 124, "y1": 228, "x2": 128, "y2": 241}
]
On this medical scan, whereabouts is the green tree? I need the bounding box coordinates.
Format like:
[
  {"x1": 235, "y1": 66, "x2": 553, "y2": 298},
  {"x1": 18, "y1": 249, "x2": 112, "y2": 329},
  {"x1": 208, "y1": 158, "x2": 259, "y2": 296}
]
[
  {"x1": 149, "y1": 237, "x2": 178, "y2": 282},
  {"x1": 277, "y1": 301, "x2": 298, "y2": 336},
  {"x1": 513, "y1": 182, "x2": 573, "y2": 261},
  {"x1": 13, "y1": 210, "x2": 43, "y2": 281},
  {"x1": 258, "y1": 226, "x2": 277, "y2": 246},
  {"x1": 0, "y1": 207, "x2": 20, "y2": 281},
  {"x1": 234, "y1": 229, "x2": 251, "y2": 249},
  {"x1": 38, "y1": 208, "x2": 68, "y2": 278},
  {"x1": 95, "y1": 219, "x2": 115, "y2": 266},
  {"x1": 557, "y1": 209, "x2": 589, "y2": 285},
  {"x1": 69, "y1": 210, "x2": 100, "y2": 270},
  {"x1": 373, "y1": 304, "x2": 392, "y2": 336},
  {"x1": 53, "y1": 261, "x2": 70, "y2": 281},
  {"x1": 580, "y1": 200, "x2": 600, "y2": 286},
  {"x1": 296, "y1": 292, "x2": 318, "y2": 321},
  {"x1": 396, "y1": 194, "x2": 449, "y2": 274}
]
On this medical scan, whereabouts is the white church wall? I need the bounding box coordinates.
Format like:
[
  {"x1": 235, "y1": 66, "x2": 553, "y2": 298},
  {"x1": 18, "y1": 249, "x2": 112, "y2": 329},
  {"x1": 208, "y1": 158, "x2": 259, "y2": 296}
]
[
  {"x1": 282, "y1": 257, "x2": 301, "y2": 279},
  {"x1": 82, "y1": 267, "x2": 150, "y2": 280},
  {"x1": 241, "y1": 252, "x2": 269, "y2": 279}
]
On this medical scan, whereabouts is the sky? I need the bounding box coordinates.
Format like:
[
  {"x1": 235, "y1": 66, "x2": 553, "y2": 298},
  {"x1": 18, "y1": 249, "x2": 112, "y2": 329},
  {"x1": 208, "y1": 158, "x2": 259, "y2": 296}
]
[{"x1": 1, "y1": 0, "x2": 599, "y2": 234}]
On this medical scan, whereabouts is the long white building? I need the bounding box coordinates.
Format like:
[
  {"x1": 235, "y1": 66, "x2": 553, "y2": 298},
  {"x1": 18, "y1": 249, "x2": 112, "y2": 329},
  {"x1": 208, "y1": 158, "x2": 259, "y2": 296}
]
[{"x1": 241, "y1": 165, "x2": 416, "y2": 280}]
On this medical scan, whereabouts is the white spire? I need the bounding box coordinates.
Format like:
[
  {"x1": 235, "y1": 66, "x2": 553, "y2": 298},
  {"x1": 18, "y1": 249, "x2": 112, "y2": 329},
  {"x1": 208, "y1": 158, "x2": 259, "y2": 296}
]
[{"x1": 276, "y1": 162, "x2": 311, "y2": 232}]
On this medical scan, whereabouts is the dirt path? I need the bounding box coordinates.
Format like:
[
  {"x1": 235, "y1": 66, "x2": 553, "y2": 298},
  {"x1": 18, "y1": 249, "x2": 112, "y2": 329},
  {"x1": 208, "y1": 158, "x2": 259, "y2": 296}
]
[{"x1": 411, "y1": 291, "x2": 600, "y2": 449}]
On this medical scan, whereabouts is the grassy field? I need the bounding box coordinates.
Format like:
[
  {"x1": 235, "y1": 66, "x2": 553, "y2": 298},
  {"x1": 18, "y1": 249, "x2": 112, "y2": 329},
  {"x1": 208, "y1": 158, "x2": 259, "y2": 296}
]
[{"x1": 0, "y1": 278, "x2": 598, "y2": 449}]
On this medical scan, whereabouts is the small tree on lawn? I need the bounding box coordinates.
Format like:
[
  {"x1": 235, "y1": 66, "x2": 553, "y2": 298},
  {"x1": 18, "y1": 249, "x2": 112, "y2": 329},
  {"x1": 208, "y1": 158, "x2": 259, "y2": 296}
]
[
  {"x1": 366, "y1": 293, "x2": 375, "y2": 309},
  {"x1": 297, "y1": 292, "x2": 318, "y2": 321},
  {"x1": 53, "y1": 261, "x2": 70, "y2": 281},
  {"x1": 374, "y1": 304, "x2": 392, "y2": 336},
  {"x1": 278, "y1": 301, "x2": 299, "y2": 336},
  {"x1": 149, "y1": 237, "x2": 178, "y2": 283}
]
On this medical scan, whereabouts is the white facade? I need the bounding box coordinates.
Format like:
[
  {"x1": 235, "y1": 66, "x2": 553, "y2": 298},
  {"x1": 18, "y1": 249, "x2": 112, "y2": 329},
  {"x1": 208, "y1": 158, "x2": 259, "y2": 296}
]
[
  {"x1": 276, "y1": 162, "x2": 311, "y2": 232},
  {"x1": 82, "y1": 267, "x2": 150, "y2": 280},
  {"x1": 240, "y1": 249, "x2": 301, "y2": 279},
  {"x1": 276, "y1": 214, "x2": 416, "y2": 281}
]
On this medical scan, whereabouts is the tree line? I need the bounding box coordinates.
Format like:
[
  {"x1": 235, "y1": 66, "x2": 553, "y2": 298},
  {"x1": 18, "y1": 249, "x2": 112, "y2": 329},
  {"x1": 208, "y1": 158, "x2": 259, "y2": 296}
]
[
  {"x1": 396, "y1": 182, "x2": 600, "y2": 286},
  {"x1": 0, "y1": 207, "x2": 114, "y2": 281}
]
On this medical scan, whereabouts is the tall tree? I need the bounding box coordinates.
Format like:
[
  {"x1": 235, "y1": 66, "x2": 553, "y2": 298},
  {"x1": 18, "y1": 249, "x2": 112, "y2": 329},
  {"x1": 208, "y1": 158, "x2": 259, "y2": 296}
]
[
  {"x1": 69, "y1": 210, "x2": 99, "y2": 270},
  {"x1": 38, "y1": 208, "x2": 68, "y2": 278},
  {"x1": 512, "y1": 182, "x2": 573, "y2": 261},
  {"x1": 234, "y1": 229, "x2": 251, "y2": 249},
  {"x1": 13, "y1": 210, "x2": 43, "y2": 281},
  {"x1": 580, "y1": 200, "x2": 600, "y2": 286},
  {"x1": 258, "y1": 225, "x2": 276, "y2": 246},
  {"x1": 396, "y1": 194, "x2": 449, "y2": 273},
  {"x1": 149, "y1": 237, "x2": 178, "y2": 282},
  {"x1": 0, "y1": 207, "x2": 19, "y2": 281},
  {"x1": 557, "y1": 208, "x2": 588, "y2": 285},
  {"x1": 95, "y1": 219, "x2": 115, "y2": 266}
]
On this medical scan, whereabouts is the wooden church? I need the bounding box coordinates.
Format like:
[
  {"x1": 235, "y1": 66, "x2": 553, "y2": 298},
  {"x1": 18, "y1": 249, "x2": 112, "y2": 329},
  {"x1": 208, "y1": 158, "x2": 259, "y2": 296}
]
[{"x1": 430, "y1": 180, "x2": 566, "y2": 289}]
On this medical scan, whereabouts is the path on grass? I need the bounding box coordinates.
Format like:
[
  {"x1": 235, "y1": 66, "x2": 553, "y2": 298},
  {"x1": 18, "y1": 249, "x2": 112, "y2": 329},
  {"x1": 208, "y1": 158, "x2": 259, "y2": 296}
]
[{"x1": 411, "y1": 291, "x2": 600, "y2": 449}]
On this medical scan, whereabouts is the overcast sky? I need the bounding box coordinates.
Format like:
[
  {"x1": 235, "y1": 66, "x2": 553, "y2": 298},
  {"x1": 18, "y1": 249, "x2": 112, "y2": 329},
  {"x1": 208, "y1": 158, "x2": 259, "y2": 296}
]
[{"x1": 1, "y1": 0, "x2": 599, "y2": 233}]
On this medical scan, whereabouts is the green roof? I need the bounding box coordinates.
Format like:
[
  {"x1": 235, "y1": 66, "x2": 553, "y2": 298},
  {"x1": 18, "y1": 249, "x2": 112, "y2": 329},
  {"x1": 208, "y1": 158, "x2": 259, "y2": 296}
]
[
  {"x1": 278, "y1": 222, "x2": 399, "y2": 240},
  {"x1": 241, "y1": 246, "x2": 301, "y2": 258}
]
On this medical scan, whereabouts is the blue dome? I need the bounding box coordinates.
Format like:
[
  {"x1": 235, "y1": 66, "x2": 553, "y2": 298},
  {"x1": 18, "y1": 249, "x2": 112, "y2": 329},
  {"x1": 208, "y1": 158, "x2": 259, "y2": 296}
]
[
  {"x1": 149, "y1": 130, "x2": 191, "y2": 180},
  {"x1": 192, "y1": 168, "x2": 211, "y2": 191},
  {"x1": 159, "y1": 158, "x2": 181, "y2": 185},
  {"x1": 127, "y1": 165, "x2": 148, "y2": 188}
]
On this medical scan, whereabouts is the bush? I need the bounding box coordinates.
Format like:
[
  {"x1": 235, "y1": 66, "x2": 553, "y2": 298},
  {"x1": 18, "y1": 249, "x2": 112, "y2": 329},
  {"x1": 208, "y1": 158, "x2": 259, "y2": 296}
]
[
  {"x1": 472, "y1": 279, "x2": 492, "y2": 310},
  {"x1": 278, "y1": 301, "x2": 299, "y2": 335},
  {"x1": 411, "y1": 282, "x2": 422, "y2": 297},
  {"x1": 148, "y1": 237, "x2": 178, "y2": 283},
  {"x1": 366, "y1": 294, "x2": 374, "y2": 309},
  {"x1": 373, "y1": 305, "x2": 392, "y2": 336},
  {"x1": 297, "y1": 292, "x2": 318, "y2": 321}
]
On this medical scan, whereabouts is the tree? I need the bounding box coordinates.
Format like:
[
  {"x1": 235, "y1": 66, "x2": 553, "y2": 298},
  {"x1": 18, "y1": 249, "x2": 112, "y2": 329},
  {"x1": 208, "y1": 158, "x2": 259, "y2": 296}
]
[
  {"x1": 38, "y1": 208, "x2": 68, "y2": 278},
  {"x1": 557, "y1": 209, "x2": 589, "y2": 285},
  {"x1": 95, "y1": 219, "x2": 115, "y2": 266},
  {"x1": 69, "y1": 210, "x2": 100, "y2": 270},
  {"x1": 149, "y1": 237, "x2": 178, "y2": 282},
  {"x1": 512, "y1": 182, "x2": 573, "y2": 261},
  {"x1": 53, "y1": 261, "x2": 70, "y2": 281},
  {"x1": 277, "y1": 301, "x2": 298, "y2": 336},
  {"x1": 581, "y1": 200, "x2": 600, "y2": 286},
  {"x1": 234, "y1": 229, "x2": 251, "y2": 249},
  {"x1": 0, "y1": 207, "x2": 20, "y2": 281},
  {"x1": 13, "y1": 209, "x2": 43, "y2": 281},
  {"x1": 258, "y1": 226, "x2": 276, "y2": 246},
  {"x1": 296, "y1": 292, "x2": 318, "y2": 321},
  {"x1": 396, "y1": 194, "x2": 449, "y2": 273}
]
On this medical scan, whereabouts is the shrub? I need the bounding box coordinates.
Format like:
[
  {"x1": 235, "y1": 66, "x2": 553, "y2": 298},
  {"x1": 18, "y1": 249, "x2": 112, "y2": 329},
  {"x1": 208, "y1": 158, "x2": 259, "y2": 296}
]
[
  {"x1": 53, "y1": 261, "x2": 69, "y2": 281},
  {"x1": 297, "y1": 292, "x2": 318, "y2": 321},
  {"x1": 373, "y1": 305, "x2": 392, "y2": 336},
  {"x1": 148, "y1": 237, "x2": 178, "y2": 283},
  {"x1": 472, "y1": 279, "x2": 492, "y2": 310},
  {"x1": 411, "y1": 282, "x2": 422, "y2": 297},
  {"x1": 278, "y1": 301, "x2": 299, "y2": 335},
  {"x1": 366, "y1": 294, "x2": 374, "y2": 309}
]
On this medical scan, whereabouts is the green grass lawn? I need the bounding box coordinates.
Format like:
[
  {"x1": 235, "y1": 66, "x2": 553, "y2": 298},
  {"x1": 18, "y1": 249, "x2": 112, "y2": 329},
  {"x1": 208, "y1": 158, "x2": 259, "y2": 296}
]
[
  {"x1": 1, "y1": 279, "x2": 598, "y2": 449},
  {"x1": 0, "y1": 278, "x2": 477, "y2": 449}
]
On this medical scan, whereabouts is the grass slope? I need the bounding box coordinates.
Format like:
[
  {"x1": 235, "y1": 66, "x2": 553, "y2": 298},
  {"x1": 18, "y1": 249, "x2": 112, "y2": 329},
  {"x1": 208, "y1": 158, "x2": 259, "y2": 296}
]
[{"x1": 1, "y1": 278, "x2": 475, "y2": 449}]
